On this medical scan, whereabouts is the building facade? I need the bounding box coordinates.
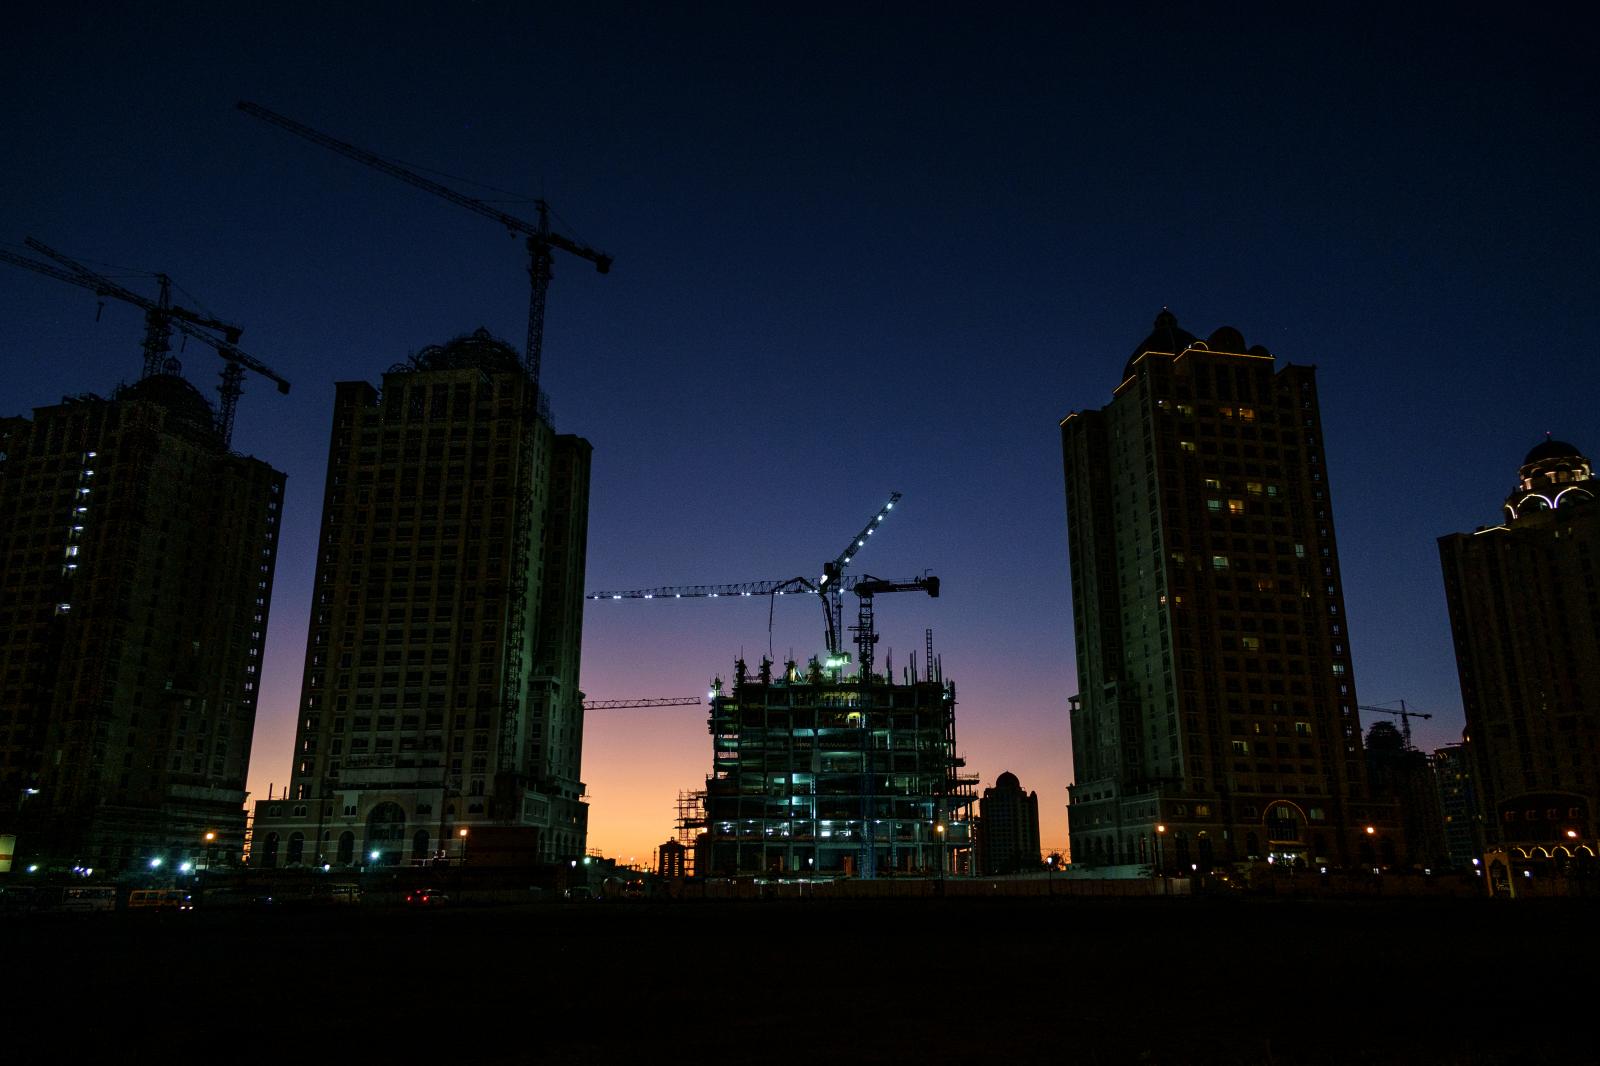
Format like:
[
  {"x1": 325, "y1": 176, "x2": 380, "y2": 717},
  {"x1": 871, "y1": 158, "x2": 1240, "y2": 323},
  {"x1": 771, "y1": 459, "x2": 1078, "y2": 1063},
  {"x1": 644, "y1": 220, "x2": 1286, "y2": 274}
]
[
  {"x1": 975, "y1": 771, "x2": 1041, "y2": 875},
  {"x1": 250, "y1": 329, "x2": 591, "y2": 869},
  {"x1": 693, "y1": 655, "x2": 976, "y2": 878},
  {"x1": 1062, "y1": 311, "x2": 1392, "y2": 872},
  {"x1": 0, "y1": 374, "x2": 284, "y2": 871},
  {"x1": 1438, "y1": 438, "x2": 1598, "y2": 860}
]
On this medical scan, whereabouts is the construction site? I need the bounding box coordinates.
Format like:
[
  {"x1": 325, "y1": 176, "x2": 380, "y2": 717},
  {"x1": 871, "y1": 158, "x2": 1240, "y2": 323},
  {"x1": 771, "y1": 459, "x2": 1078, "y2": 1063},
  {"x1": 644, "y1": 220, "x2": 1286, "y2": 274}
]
[{"x1": 594, "y1": 496, "x2": 978, "y2": 880}]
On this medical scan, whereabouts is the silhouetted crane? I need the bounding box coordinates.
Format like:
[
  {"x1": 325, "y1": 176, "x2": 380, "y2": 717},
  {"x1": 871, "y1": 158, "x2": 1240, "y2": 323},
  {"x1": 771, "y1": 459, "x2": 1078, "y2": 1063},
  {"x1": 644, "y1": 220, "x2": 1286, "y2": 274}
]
[
  {"x1": 1, "y1": 238, "x2": 289, "y2": 446},
  {"x1": 1359, "y1": 700, "x2": 1433, "y2": 752},
  {"x1": 237, "y1": 101, "x2": 610, "y2": 394}
]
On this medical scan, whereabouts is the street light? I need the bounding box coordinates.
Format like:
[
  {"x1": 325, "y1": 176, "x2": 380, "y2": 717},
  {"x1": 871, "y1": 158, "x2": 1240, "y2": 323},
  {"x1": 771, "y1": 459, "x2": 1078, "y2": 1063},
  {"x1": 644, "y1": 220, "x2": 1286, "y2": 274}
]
[{"x1": 1155, "y1": 824, "x2": 1167, "y2": 879}]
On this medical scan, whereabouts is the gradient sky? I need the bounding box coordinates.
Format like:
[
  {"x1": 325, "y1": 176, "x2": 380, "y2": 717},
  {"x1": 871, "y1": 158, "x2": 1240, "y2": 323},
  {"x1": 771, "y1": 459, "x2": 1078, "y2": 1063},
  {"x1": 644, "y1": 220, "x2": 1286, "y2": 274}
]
[{"x1": 4, "y1": 4, "x2": 1595, "y2": 866}]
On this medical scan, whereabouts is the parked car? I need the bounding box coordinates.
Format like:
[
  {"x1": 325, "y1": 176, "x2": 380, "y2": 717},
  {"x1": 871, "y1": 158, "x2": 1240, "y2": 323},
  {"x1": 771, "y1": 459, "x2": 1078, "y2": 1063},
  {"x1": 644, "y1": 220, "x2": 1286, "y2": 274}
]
[{"x1": 404, "y1": 888, "x2": 450, "y2": 906}]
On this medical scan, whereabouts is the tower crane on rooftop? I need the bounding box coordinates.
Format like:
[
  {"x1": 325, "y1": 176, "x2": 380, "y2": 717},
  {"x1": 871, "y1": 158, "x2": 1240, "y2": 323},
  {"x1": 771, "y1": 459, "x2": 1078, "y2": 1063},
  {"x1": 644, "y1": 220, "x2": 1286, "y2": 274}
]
[
  {"x1": 1, "y1": 238, "x2": 290, "y2": 447},
  {"x1": 587, "y1": 493, "x2": 918, "y2": 662},
  {"x1": 1359, "y1": 700, "x2": 1434, "y2": 752},
  {"x1": 237, "y1": 101, "x2": 611, "y2": 395}
]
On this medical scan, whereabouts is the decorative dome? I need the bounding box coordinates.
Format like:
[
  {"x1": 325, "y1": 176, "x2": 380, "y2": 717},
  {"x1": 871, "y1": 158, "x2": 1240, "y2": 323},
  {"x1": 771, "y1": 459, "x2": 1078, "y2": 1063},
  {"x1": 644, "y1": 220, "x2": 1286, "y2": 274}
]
[
  {"x1": 1122, "y1": 309, "x2": 1196, "y2": 382},
  {"x1": 1523, "y1": 436, "x2": 1584, "y2": 466},
  {"x1": 994, "y1": 771, "x2": 1021, "y2": 790},
  {"x1": 117, "y1": 373, "x2": 219, "y2": 436},
  {"x1": 405, "y1": 327, "x2": 522, "y2": 374}
]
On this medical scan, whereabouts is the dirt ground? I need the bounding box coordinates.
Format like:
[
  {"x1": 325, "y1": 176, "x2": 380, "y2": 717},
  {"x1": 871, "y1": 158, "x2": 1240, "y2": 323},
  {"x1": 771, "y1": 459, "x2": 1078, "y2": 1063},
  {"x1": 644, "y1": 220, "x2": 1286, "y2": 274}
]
[{"x1": 7, "y1": 896, "x2": 1588, "y2": 1064}]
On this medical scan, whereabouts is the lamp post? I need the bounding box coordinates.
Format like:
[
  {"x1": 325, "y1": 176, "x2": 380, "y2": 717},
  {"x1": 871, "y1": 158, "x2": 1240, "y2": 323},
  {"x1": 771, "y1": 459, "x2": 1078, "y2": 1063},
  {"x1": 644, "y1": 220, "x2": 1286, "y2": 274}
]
[
  {"x1": 1155, "y1": 823, "x2": 1167, "y2": 882},
  {"x1": 456, "y1": 827, "x2": 468, "y2": 902},
  {"x1": 935, "y1": 823, "x2": 946, "y2": 894}
]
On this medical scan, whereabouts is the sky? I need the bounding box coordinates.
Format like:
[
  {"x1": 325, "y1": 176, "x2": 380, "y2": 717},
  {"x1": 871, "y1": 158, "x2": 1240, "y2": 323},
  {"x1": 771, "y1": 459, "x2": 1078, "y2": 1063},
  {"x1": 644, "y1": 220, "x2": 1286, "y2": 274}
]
[{"x1": 4, "y1": 4, "x2": 1596, "y2": 866}]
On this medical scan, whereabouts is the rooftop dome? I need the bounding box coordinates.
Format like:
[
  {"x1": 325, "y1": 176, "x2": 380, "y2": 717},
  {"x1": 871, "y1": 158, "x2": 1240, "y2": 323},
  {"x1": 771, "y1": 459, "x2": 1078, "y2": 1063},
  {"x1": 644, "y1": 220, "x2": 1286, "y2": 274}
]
[
  {"x1": 994, "y1": 770, "x2": 1021, "y2": 790},
  {"x1": 406, "y1": 327, "x2": 522, "y2": 374},
  {"x1": 118, "y1": 372, "x2": 219, "y2": 436},
  {"x1": 1523, "y1": 436, "x2": 1585, "y2": 466},
  {"x1": 1123, "y1": 309, "x2": 1196, "y2": 381}
]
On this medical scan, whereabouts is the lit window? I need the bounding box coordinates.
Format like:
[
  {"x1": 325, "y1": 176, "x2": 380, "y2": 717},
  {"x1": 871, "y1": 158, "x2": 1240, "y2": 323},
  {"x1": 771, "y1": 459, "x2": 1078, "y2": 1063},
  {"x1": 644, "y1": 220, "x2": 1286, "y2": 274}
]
[
  {"x1": 1204, "y1": 478, "x2": 1222, "y2": 490},
  {"x1": 1246, "y1": 481, "x2": 1263, "y2": 496},
  {"x1": 1232, "y1": 740, "x2": 1249, "y2": 755},
  {"x1": 1212, "y1": 555, "x2": 1229, "y2": 570},
  {"x1": 1227, "y1": 498, "x2": 1245, "y2": 515},
  {"x1": 1295, "y1": 722, "x2": 1311, "y2": 736},
  {"x1": 1207, "y1": 499, "x2": 1222, "y2": 512},
  {"x1": 1180, "y1": 440, "x2": 1196, "y2": 453},
  {"x1": 1239, "y1": 408, "x2": 1256, "y2": 422},
  {"x1": 1294, "y1": 544, "x2": 1306, "y2": 559},
  {"x1": 1241, "y1": 636, "x2": 1260, "y2": 651}
]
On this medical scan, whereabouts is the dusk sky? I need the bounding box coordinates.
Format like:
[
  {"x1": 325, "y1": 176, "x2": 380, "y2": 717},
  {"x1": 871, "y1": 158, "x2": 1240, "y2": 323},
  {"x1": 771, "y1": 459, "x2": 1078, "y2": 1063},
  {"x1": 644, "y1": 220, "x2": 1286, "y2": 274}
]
[{"x1": 5, "y1": 4, "x2": 1595, "y2": 865}]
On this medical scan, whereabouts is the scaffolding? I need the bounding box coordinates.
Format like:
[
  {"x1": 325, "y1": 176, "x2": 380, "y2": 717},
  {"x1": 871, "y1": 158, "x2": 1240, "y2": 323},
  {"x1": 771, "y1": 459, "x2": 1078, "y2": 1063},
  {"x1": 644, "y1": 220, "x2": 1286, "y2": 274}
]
[{"x1": 692, "y1": 655, "x2": 976, "y2": 879}]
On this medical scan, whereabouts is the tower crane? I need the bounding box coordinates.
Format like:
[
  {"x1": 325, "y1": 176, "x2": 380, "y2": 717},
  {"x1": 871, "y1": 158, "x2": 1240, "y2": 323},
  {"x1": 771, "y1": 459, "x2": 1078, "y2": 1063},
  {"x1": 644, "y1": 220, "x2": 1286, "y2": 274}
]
[
  {"x1": 848, "y1": 574, "x2": 940, "y2": 678},
  {"x1": 582, "y1": 697, "x2": 703, "y2": 710},
  {"x1": 1358, "y1": 700, "x2": 1433, "y2": 752},
  {"x1": 237, "y1": 101, "x2": 611, "y2": 393},
  {"x1": 1, "y1": 239, "x2": 290, "y2": 447},
  {"x1": 586, "y1": 493, "x2": 926, "y2": 672}
]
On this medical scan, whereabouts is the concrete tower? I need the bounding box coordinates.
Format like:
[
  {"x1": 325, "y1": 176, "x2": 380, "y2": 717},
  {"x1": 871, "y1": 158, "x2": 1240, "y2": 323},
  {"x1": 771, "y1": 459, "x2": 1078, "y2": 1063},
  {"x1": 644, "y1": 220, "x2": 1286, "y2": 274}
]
[
  {"x1": 1061, "y1": 311, "x2": 1394, "y2": 872},
  {"x1": 250, "y1": 329, "x2": 591, "y2": 869}
]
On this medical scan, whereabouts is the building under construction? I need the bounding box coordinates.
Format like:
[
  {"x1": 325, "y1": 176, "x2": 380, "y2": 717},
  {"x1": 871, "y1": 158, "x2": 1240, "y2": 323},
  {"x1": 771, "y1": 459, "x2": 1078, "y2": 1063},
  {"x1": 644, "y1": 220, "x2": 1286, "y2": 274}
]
[{"x1": 690, "y1": 648, "x2": 975, "y2": 879}]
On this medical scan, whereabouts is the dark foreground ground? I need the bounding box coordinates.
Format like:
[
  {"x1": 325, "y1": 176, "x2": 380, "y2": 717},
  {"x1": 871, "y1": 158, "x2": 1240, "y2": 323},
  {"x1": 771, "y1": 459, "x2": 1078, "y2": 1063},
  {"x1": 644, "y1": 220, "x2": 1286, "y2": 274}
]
[{"x1": 7, "y1": 896, "x2": 1590, "y2": 1064}]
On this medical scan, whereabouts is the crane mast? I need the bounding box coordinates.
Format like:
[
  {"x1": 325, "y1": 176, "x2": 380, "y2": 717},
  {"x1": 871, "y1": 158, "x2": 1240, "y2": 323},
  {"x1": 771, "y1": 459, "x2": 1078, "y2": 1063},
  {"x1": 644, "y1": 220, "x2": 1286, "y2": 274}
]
[{"x1": 237, "y1": 101, "x2": 611, "y2": 393}]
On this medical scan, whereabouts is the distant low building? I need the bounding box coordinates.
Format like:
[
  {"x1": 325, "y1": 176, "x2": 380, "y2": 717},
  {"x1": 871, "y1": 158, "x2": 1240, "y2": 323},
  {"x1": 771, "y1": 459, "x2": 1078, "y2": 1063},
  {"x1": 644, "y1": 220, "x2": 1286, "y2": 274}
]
[{"x1": 976, "y1": 771, "x2": 1041, "y2": 875}]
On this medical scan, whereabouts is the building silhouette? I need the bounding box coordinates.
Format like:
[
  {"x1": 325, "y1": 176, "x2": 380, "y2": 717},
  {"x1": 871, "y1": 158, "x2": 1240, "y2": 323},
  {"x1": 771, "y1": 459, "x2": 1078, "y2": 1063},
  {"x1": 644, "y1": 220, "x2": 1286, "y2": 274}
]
[
  {"x1": 1364, "y1": 721, "x2": 1447, "y2": 869},
  {"x1": 976, "y1": 771, "x2": 1041, "y2": 875},
  {"x1": 1438, "y1": 437, "x2": 1598, "y2": 860},
  {"x1": 250, "y1": 329, "x2": 591, "y2": 868},
  {"x1": 1062, "y1": 311, "x2": 1393, "y2": 872},
  {"x1": 0, "y1": 374, "x2": 284, "y2": 871}
]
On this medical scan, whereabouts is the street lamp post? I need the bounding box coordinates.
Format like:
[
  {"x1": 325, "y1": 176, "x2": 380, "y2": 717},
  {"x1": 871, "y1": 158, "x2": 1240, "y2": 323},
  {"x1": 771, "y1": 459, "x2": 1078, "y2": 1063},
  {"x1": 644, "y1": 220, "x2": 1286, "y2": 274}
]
[
  {"x1": 935, "y1": 823, "x2": 946, "y2": 894},
  {"x1": 1155, "y1": 823, "x2": 1167, "y2": 883},
  {"x1": 457, "y1": 827, "x2": 468, "y2": 902}
]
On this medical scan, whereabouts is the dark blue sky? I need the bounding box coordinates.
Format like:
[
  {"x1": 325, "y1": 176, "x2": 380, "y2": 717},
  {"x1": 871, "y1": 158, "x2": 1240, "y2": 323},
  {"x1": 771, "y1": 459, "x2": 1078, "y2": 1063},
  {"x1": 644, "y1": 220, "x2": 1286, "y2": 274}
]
[{"x1": 5, "y1": 4, "x2": 1595, "y2": 861}]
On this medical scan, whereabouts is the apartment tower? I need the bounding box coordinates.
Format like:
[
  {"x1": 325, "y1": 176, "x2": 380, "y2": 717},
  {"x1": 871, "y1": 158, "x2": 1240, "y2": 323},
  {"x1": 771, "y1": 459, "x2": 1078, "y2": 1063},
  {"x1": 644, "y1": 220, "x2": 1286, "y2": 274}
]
[
  {"x1": 1438, "y1": 437, "x2": 1598, "y2": 857},
  {"x1": 0, "y1": 373, "x2": 284, "y2": 871},
  {"x1": 1062, "y1": 311, "x2": 1391, "y2": 871},
  {"x1": 250, "y1": 329, "x2": 590, "y2": 868}
]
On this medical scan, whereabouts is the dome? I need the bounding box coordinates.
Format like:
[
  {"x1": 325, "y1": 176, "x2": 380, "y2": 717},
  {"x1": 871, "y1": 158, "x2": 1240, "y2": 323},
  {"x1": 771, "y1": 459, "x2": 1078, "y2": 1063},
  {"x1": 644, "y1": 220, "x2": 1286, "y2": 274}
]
[
  {"x1": 1523, "y1": 436, "x2": 1584, "y2": 466},
  {"x1": 407, "y1": 327, "x2": 522, "y2": 374},
  {"x1": 118, "y1": 372, "x2": 219, "y2": 435},
  {"x1": 1122, "y1": 309, "x2": 1196, "y2": 382},
  {"x1": 994, "y1": 771, "x2": 1021, "y2": 790}
]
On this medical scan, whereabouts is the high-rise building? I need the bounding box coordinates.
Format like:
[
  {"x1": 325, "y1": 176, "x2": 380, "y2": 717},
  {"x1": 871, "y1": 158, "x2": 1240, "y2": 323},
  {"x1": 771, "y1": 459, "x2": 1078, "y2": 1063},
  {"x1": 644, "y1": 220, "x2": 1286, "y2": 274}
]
[
  {"x1": 1438, "y1": 437, "x2": 1598, "y2": 857},
  {"x1": 975, "y1": 771, "x2": 1041, "y2": 875},
  {"x1": 1061, "y1": 311, "x2": 1393, "y2": 872},
  {"x1": 249, "y1": 329, "x2": 591, "y2": 868},
  {"x1": 1430, "y1": 742, "x2": 1481, "y2": 869},
  {"x1": 0, "y1": 373, "x2": 284, "y2": 871},
  {"x1": 692, "y1": 654, "x2": 976, "y2": 878}
]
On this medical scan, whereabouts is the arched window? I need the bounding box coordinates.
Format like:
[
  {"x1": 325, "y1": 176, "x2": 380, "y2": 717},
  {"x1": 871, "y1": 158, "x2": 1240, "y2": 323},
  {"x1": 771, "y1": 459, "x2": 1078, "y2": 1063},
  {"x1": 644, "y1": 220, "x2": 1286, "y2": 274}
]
[
  {"x1": 287, "y1": 832, "x2": 305, "y2": 866},
  {"x1": 260, "y1": 832, "x2": 280, "y2": 868},
  {"x1": 365, "y1": 802, "x2": 406, "y2": 863},
  {"x1": 337, "y1": 831, "x2": 355, "y2": 866},
  {"x1": 412, "y1": 829, "x2": 431, "y2": 861}
]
